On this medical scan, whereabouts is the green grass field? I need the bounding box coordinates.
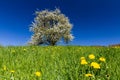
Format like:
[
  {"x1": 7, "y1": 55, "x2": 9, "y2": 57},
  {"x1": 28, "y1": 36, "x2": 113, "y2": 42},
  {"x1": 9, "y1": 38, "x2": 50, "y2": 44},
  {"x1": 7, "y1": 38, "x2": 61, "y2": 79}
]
[{"x1": 0, "y1": 46, "x2": 120, "y2": 80}]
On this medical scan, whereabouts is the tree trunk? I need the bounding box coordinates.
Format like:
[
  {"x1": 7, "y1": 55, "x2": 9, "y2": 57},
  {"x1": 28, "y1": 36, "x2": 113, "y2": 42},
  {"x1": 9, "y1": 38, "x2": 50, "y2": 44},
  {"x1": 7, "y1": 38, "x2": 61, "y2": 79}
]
[{"x1": 50, "y1": 41, "x2": 56, "y2": 46}]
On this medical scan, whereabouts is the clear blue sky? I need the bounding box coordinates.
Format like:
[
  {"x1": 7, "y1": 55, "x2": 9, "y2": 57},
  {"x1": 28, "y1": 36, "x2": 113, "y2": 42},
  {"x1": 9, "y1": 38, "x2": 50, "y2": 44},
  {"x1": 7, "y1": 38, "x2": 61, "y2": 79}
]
[{"x1": 0, "y1": 0, "x2": 120, "y2": 46}]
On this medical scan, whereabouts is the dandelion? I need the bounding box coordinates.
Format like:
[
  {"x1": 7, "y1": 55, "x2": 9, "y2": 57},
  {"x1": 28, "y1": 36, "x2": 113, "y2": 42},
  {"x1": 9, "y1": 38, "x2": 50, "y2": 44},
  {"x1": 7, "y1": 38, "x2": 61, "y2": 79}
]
[
  {"x1": 10, "y1": 70, "x2": 15, "y2": 73},
  {"x1": 99, "y1": 57, "x2": 105, "y2": 62},
  {"x1": 81, "y1": 59, "x2": 88, "y2": 65},
  {"x1": 91, "y1": 62, "x2": 100, "y2": 69},
  {"x1": 35, "y1": 71, "x2": 41, "y2": 77},
  {"x1": 85, "y1": 73, "x2": 93, "y2": 77},
  {"x1": 89, "y1": 54, "x2": 95, "y2": 59},
  {"x1": 3, "y1": 65, "x2": 6, "y2": 71},
  {"x1": 23, "y1": 48, "x2": 27, "y2": 51},
  {"x1": 80, "y1": 57, "x2": 85, "y2": 60}
]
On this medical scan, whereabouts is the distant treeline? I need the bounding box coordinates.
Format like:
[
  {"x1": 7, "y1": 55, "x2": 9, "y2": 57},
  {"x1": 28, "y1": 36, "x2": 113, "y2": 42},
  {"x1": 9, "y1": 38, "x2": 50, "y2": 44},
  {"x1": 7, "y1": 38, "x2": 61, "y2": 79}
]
[
  {"x1": 0, "y1": 44, "x2": 120, "y2": 47},
  {"x1": 109, "y1": 44, "x2": 120, "y2": 47}
]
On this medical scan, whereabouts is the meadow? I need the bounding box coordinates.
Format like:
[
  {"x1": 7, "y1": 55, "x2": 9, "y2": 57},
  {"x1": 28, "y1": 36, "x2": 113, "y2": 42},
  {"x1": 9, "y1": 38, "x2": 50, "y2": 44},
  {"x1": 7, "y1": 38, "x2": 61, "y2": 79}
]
[{"x1": 0, "y1": 46, "x2": 120, "y2": 80}]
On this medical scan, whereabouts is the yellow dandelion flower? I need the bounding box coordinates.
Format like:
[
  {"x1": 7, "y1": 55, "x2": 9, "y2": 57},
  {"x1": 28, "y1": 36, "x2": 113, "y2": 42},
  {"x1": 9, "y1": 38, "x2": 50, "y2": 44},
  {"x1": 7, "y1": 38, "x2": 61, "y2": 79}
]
[
  {"x1": 80, "y1": 57, "x2": 85, "y2": 60},
  {"x1": 81, "y1": 59, "x2": 88, "y2": 65},
  {"x1": 35, "y1": 71, "x2": 41, "y2": 77},
  {"x1": 3, "y1": 65, "x2": 6, "y2": 71},
  {"x1": 99, "y1": 57, "x2": 105, "y2": 62},
  {"x1": 91, "y1": 62, "x2": 100, "y2": 69},
  {"x1": 23, "y1": 48, "x2": 27, "y2": 51},
  {"x1": 85, "y1": 73, "x2": 93, "y2": 77},
  {"x1": 89, "y1": 54, "x2": 95, "y2": 59},
  {"x1": 10, "y1": 70, "x2": 15, "y2": 73}
]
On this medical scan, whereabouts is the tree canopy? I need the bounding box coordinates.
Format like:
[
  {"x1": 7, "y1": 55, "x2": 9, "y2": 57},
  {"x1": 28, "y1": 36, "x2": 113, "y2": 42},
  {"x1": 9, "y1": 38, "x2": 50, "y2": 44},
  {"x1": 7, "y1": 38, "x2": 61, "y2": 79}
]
[{"x1": 28, "y1": 9, "x2": 74, "y2": 46}]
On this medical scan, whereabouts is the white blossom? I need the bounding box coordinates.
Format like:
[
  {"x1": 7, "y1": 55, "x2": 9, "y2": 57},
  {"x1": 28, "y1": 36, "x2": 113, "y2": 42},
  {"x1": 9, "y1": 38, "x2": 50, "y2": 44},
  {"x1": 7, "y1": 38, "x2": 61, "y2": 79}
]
[{"x1": 28, "y1": 9, "x2": 74, "y2": 46}]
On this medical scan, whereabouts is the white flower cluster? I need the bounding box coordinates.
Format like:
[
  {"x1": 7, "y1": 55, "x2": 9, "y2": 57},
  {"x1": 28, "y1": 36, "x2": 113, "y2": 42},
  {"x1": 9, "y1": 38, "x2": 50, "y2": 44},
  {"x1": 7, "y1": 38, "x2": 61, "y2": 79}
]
[{"x1": 29, "y1": 9, "x2": 74, "y2": 45}]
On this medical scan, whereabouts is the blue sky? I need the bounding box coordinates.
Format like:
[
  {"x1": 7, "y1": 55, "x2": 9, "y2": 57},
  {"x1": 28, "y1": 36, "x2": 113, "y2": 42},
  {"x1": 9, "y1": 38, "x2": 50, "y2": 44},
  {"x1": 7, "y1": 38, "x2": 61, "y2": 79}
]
[{"x1": 0, "y1": 0, "x2": 120, "y2": 46}]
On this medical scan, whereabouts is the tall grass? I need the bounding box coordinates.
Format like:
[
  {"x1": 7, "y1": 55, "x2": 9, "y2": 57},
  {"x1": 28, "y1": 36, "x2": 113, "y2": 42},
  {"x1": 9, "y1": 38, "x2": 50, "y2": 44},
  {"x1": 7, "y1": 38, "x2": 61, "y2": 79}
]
[{"x1": 0, "y1": 46, "x2": 120, "y2": 80}]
